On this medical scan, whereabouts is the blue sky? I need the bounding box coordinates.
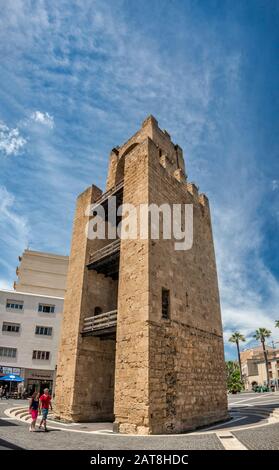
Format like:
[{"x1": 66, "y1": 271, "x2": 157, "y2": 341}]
[{"x1": 0, "y1": 0, "x2": 278, "y2": 358}]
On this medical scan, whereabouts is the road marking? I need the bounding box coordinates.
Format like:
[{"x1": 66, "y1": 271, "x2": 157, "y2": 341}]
[
  {"x1": 91, "y1": 430, "x2": 114, "y2": 434},
  {"x1": 230, "y1": 403, "x2": 254, "y2": 407},
  {"x1": 46, "y1": 419, "x2": 82, "y2": 427},
  {"x1": 200, "y1": 416, "x2": 247, "y2": 431},
  {"x1": 231, "y1": 403, "x2": 279, "y2": 409},
  {"x1": 217, "y1": 431, "x2": 247, "y2": 450},
  {"x1": 0, "y1": 417, "x2": 18, "y2": 420},
  {"x1": 241, "y1": 400, "x2": 279, "y2": 405},
  {"x1": 230, "y1": 393, "x2": 274, "y2": 406}
]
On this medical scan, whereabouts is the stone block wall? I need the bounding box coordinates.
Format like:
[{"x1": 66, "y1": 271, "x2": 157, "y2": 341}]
[
  {"x1": 54, "y1": 185, "x2": 116, "y2": 422},
  {"x1": 113, "y1": 139, "x2": 150, "y2": 434},
  {"x1": 147, "y1": 138, "x2": 228, "y2": 432},
  {"x1": 113, "y1": 136, "x2": 228, "y2": 433}
]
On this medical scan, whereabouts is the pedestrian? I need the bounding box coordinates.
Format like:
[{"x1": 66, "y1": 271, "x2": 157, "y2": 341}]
[
  {"x1": 29, "y1": 392, "x2": 40, "y2": 432},
  {"x1": 39, "y1": 388, "x2": 52, "y2": 432},
  {"x1": 2, "y1": 385, "x2": 8, "y2": 399},
  {"x1": 17, "y1": 382, "x2": 23, "y2": 399},
  {"x1": 0, "y1": 386, "x2": 3, "y2": 400}
]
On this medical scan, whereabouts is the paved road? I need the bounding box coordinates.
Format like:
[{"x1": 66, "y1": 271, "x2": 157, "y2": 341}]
[
  {"x1": 0, "y1": 393, "x2": 279, "y2": 450},
  {"x1": 228, "y1": 391, "x2": 279, "y2": 407},
  {"x1": 233, "y1": 423, "x2": 279, "y2": 450}
]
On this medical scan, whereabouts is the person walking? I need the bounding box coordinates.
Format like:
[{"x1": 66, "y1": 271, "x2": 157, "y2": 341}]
[
  {"x1": 29, "y1": 392, "x2": 40, "y2": 432},
  {"x1": 39, "y1": 388, "x2": 52, "y2": 432},
  {"x1": 2, "y1": 385, "x2": 8, "y2": 399},
  {"x1": 0, "y1": 386, "x2": 3, "y2": 400}
]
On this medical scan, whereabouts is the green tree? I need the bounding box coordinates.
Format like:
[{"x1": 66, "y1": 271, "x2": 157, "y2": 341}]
[
  {"x1": 226, "y1": 361, "x2": 243, "y2": 393},
  {"x1": 229, "y1": 332, "x2": 246, "y2": 383},
  {"x1": 275, "y1": 320, "x2": 279, "y2": 328},
  {"x1": 253, "y1": 328, "x2": 272, "y2": 387}
]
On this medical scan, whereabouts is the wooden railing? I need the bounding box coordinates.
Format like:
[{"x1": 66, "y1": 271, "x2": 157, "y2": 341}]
[
  {"x1": 82, "y1": 310, "x2": 117, "y2": 334},
  {"x1": 93, "y1": 179, "x2": 124, "y2": 208},
  {"x1": 88, "y1": 239, "x2": 120, "y2": 265}
]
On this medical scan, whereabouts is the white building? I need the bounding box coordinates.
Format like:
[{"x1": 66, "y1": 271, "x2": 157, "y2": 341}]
[
  {"x1": 0, "y1": 250, "x2": 68, "y2": 395},
  {"x1": 14, "y1": 249, "x2": 68, "y2": 297}
]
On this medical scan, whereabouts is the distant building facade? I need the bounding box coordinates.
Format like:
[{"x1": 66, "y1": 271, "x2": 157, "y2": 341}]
[
  {"x1": 0, "y1": 250, "x2": 68, "y2": 394},
  {"x1": 241, "y1": 346, "x2": 279, "y2": 390},
  {"x1": 14, "y1": 249, "x2": 68, "y2": 297}
]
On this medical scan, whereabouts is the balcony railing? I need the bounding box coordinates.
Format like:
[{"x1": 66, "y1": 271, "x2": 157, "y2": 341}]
[
  {"x1": 88, "y1": 239, "x2": 120, "y2": 265},
  {"x1": 92, "y1": 179, "x2": 124, "y2": 209},
  {"x1": 82, "y1": 310, "x2": 117, "y2": 336}
]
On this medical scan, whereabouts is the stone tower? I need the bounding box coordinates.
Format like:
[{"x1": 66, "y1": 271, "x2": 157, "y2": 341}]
[{"x1": 54, "y1": 116, "x2": 228, "y2": 434}]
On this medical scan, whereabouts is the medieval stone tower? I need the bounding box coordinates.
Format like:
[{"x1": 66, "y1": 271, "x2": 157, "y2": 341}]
[{"x1": 54, "y1": 115, "x2": 228, "y2": 434}]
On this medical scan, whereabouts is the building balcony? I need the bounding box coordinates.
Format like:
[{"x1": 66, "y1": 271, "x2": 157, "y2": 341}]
[
  {"x1": 82, "y1": 310, "x2": 117, "y2": 337},
  {"x1": 92, "y1": 179, "x2": 124, "y2": 214},
  {"x1": 87, "y1": 239, "x2": 120, "y2": 279}
]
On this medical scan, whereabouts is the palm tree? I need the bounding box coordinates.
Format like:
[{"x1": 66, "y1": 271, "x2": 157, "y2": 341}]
[
  {"x1": 253, "y1": 328, "x2": 272, "y2": 387},
  {"x1": 275, "y1": 320, "x2": 279, "y2": 328},
  {"x1": 229, "y1": 332, "x2": 246, "y2": 383}
]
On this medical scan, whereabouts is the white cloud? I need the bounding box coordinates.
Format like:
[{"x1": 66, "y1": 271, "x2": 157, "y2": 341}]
[
  {"x1": 0, "y1": 186, "x2": 29, "y2": 271},
  {"x1": 213, "y1": 181, "x2": 279, "y2": 352},
  {"x1": 272, "y1": 179, "x2": 278, "y2": 191},
  {"x1": 30, "y1": 111, "x2": 54, "y2": 128},
  {"x1": 0, "y1": 121, "x2": 26, "y2": 156},
  {"x1": 0, "y1": 278, "x2": 12, "y2": 290}
]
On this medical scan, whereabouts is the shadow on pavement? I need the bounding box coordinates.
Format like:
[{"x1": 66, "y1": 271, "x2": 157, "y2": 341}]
[
  {"x1": 0, "y1": 418, "x2": 18, "y2": 427},
  {"x1": 34, "y1": 429, "x2": 61, "y2": 433},
  {"x1": 0, "y1": 438, "x2": 23, "y2": 450}
]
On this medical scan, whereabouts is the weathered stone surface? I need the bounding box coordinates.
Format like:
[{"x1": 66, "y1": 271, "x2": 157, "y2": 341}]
[
  {"x1": 54, "y1": 116, "x2": 228, "y2": 434},
  {"x1": 54, "y1": 185, "x2": 116, "y2": 422}
]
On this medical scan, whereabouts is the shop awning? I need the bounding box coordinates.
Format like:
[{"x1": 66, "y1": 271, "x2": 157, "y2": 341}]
[{"x1": 0, "y1": 374, "x2": 24, "y2": 382}]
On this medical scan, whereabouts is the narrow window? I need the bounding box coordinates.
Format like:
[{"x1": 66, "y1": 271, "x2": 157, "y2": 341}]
[
  {"x1": 162, "y1": 288, "x2": 170, "y2": 319},
  {"x1": 94, "y1": 307, "x2": 102, "y2": 316},
  {"x1": 186, "y1": 292, "x2": 189, "y2": 308}
]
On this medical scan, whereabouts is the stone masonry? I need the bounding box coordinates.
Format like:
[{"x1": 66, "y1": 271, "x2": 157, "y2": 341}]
[{"x1": 54, "y1": 115, "x2": 228, "y2": 434}]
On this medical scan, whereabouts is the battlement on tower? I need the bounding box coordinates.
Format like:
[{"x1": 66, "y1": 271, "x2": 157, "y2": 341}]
[{"x1": 106, "y1": 115, "x2": 187, "y2": 191}]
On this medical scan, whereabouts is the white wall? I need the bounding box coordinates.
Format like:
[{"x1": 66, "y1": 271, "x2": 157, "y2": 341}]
[
  {"x1": 0, "y1": 289, "x2": 64, "y2": 371},
  {"x1": 15, "y1": 249, "x2": 68, "y2": 297}
]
